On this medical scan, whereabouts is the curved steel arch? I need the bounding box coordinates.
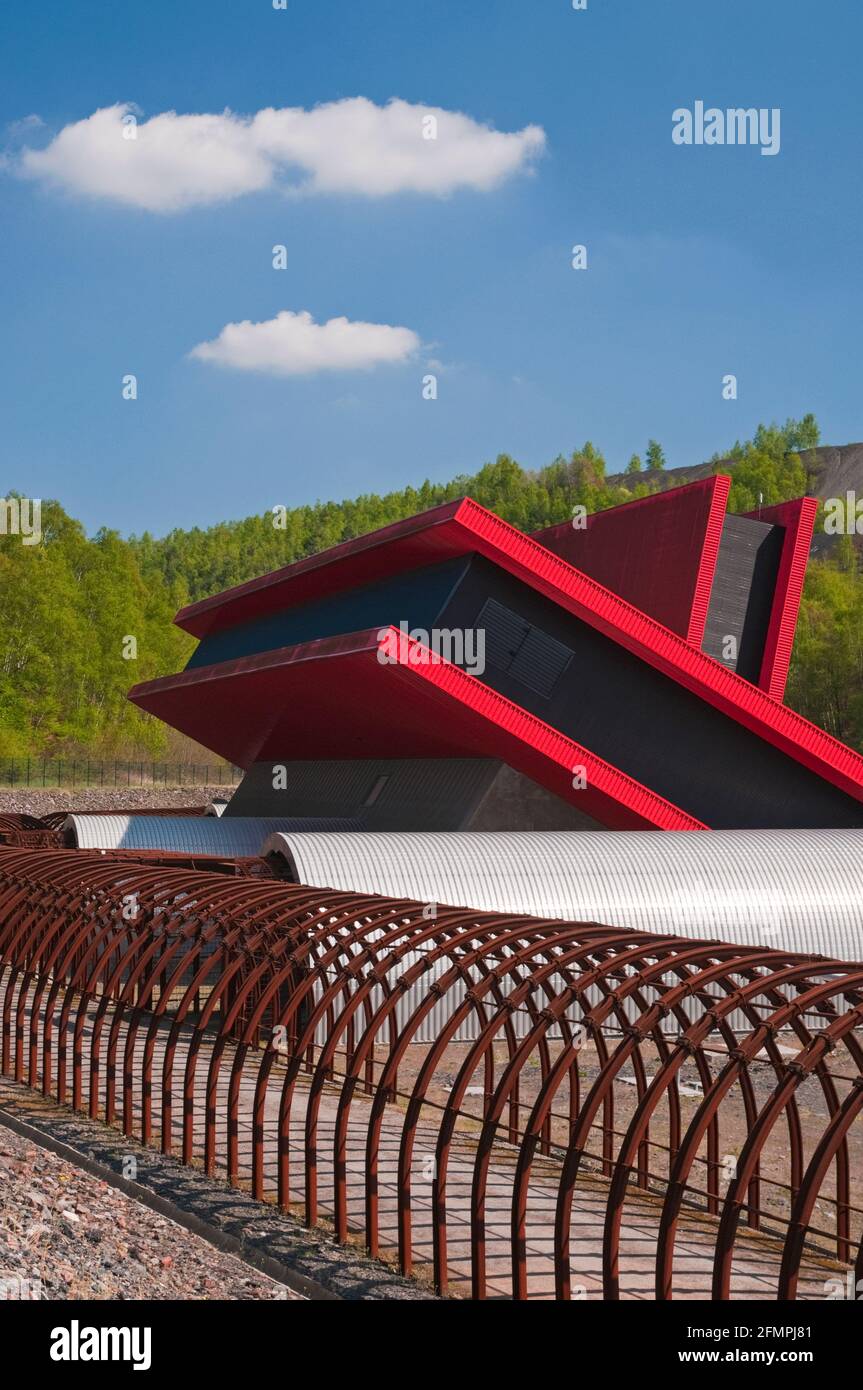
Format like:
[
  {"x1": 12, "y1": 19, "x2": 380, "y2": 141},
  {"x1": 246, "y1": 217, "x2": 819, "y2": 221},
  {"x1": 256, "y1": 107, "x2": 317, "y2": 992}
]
[{"x1": 0, "y1": 845, "x2": 861, "y2": 1302}]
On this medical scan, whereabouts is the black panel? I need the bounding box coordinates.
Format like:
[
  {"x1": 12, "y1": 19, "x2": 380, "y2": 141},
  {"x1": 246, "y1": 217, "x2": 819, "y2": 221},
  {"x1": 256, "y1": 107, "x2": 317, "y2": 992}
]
[
  {"x1": 477, "y1": 598, "x2": 573, "y2": 697},
  {"x1": 702, "y1": 516, "x2": 784, "y2": 681},
  {"x1": 439, "y1": 555, "x2": 863, "y2": 829}
]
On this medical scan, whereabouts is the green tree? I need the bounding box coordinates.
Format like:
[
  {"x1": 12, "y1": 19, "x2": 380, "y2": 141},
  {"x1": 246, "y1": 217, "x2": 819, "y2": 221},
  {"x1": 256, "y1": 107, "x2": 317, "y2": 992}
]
[
  {"x1": 645, "y1": 440, "x2": 666, "y2": 471},
  {"x1": 787, "y1": 550, "x2": 863, "y2": 748},
  {"x1": 11, "y1": 411, "x2": 863, "y2": 757},
  {"x1": 715, "y1": 417, "x2": 811, "y2": 514}
]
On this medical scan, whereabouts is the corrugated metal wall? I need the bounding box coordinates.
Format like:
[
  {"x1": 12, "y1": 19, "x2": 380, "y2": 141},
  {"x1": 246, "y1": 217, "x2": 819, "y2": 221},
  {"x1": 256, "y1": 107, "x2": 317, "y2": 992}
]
[
  {"x1": 264, "y1": 828, "x2": 863, "y2": 959},
  {"x1": 64, "y1": 814, "x2": 362, "y2": 853},
  {"x1": 261, "y1": 827, "x2": 863, "y2": 1042},
  {"x1": 225, "y1": 757, "x2": 500, "y2": 827},
  {"x1": 702, "y1": 514, "x2": 784, "y2": 679}
]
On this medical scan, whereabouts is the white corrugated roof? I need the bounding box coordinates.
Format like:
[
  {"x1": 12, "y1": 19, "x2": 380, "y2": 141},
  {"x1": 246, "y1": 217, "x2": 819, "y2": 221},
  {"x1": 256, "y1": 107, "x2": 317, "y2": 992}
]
[
  {"x1": 262, "y1": 829, "x2": 863, "y2": 961},
  {"x1": 64, "y1": 814, "x2": 361, "y2": 854}
]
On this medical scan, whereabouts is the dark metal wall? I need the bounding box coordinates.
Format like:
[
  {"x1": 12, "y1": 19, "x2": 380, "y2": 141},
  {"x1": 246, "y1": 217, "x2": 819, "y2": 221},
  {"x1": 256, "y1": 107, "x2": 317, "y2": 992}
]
[
  {"x1": 226, "y1": 756, "x2": 602, "y2": 830},
  {"x1": 703, "y1": 515, "x2": 785, "y2": 680},
  {"x1": 441, "y1": 555, "x2": 863, "y2": 828},
  {"x1": 186, "y1": 556, "x2": 469, "y2": 670},
  {"x1": 225, "y1": 756, "x2": 499, "y2": 827}
]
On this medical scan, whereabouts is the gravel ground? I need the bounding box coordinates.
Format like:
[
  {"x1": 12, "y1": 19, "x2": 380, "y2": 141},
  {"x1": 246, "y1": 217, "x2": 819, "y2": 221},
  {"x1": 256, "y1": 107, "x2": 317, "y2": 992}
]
[
  {"x1": 0, "y1": 787, "x2": 236, "y2": 817},
  {"x1": 0, "y1": 1127, "x2": 300, "y2": 1301}
]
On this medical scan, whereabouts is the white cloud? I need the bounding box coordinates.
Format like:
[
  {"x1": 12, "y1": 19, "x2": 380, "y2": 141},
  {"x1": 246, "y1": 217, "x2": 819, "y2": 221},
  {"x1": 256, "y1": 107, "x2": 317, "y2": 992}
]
[
  {"x1": 189, "y1": 309, "x2": 420, "y2": 376},
  {"x1": 6, "y1": 114, "x2": 45, "y2": 136},
  {"x1": 1, "y1": 114, "x2": 45, "y2": 171},
  {"x1": 16, "y1": 99, "x2": 545, "y2": 212},
  {"x1": 20, "y1": 106, "x2": 272, "y2": 212}
]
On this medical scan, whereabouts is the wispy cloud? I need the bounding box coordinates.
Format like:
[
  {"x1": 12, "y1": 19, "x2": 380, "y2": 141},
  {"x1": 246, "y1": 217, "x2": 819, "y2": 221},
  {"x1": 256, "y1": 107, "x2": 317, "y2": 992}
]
[
  {"x1": 14, "y1": 98, "x2": 546, "y2": 213},
  {"x1": 6, "y1": 114, "x2": 45, "y2": 137},
  {"x1": 189, "y1": 309, "x2": 421, "y2": 376}
]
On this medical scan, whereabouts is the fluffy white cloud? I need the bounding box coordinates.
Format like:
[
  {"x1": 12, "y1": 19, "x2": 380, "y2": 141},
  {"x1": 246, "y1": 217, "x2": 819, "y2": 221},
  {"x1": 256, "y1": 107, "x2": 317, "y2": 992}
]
[
  {"x1": 189, "y1": 309, "x2": 420, "y2": 376},
  {"x1": 20, "y1": 107, "x2": 271, "y2": 212},
  {"x1": 17, "y1": 99, "x2": 545, "y2": 212}
]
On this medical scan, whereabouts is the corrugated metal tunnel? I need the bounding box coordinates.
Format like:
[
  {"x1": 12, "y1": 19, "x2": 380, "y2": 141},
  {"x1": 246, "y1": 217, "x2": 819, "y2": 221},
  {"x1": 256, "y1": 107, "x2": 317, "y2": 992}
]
[
  {"x1": 262, "y1": 828, "x2": 863, "y2": 961},
  {"x1": 63, "y1": 814, "x2": 362, "y2": 854}
]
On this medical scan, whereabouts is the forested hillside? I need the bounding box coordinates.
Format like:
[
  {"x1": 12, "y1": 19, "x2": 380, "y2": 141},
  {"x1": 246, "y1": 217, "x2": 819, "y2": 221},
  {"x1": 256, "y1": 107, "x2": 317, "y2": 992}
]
[
  {"x1": 2, "y1": 414, "x2": 862, "y2": 758},
  {"x1": 0, "y1": 506, "x2": 193, "y2": 757},
  {"x1": 129, "y1": 418, "x2": 820, "y2": 605}
]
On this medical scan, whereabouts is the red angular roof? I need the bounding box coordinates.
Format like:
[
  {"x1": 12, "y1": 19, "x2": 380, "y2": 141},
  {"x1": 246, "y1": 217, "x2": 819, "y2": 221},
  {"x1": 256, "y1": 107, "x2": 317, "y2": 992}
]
[
  {"x1": 533, "y1": 476, "x2": 729, "y2": 645},
  {"x1": 740, "y1": 496, "x2": 817, "y2": 700},
  {"x1": 129, "y1": 628, "x2": 705, "y2": 831},
  {"x1": 132, "y1": 494, "x2": 863, "y2": 818}
]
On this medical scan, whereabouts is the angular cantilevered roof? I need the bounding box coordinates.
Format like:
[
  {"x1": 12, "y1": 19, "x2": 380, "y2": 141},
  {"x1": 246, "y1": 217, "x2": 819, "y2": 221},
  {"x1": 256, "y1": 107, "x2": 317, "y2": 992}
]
[
  {"x1": 131, "y1": 490, "x2": 863, "y2": 829},
  {"x1": 159, "y1": 497, "x2": 861, "y2": 789},
  {"x1": 130, "y1": 627, "x2": 704, "y2": 831}
]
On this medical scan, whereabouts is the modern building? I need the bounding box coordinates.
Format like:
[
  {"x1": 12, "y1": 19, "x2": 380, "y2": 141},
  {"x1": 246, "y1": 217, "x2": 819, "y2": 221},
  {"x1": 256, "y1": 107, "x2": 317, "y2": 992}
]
[{"x1": 129, "y1": 478, "x2": 863, "y2": 831}]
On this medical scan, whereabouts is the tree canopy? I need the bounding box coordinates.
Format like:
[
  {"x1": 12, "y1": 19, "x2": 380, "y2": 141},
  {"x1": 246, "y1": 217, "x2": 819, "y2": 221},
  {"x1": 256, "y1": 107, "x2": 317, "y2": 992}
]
[{"x1": 2, "y1": 415, "x2": 860, "y2": 757}]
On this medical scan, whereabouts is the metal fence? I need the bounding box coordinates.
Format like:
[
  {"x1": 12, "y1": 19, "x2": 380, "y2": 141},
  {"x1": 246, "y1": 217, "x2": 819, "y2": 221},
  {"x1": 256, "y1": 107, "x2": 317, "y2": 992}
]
[{"x1": 0, "y1": 759, "x2": 243, "y2": 789}]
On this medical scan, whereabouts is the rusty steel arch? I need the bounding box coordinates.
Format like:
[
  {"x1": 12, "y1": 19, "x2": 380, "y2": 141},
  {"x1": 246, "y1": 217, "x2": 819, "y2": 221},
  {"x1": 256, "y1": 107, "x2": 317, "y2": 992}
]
[{"x1": 1, "y1": 845, "x2": 862, "y2": 1301}]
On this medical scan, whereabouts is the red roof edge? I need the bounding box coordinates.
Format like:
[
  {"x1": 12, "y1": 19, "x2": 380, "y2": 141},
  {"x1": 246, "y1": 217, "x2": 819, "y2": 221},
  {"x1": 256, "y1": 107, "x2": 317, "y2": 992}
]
[
  {"x1": 454, "y1": 497, "x2": 863, "y2": 806},
  {"x1": 741, "y1": 496, "x2": 818, "y2": 701},
  {"x1": 379, "y1": 629, "x2": 706, "y2": 831},
  {"x1": 129, "y1": 627, "x2": 706, "y2": 831},
  {"x1": 686, "y1": 474, "x2": 731, "y2": 647},
  {"x1": 174, "y1": 499, "x2": 465, "y2": 638}
]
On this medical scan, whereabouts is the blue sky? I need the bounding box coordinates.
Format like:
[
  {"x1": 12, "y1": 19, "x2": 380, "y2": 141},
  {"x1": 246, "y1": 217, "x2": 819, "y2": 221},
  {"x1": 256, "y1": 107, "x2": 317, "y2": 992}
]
[{"x1": 0, "y1": 0, "x2": 860, "y2": 536}]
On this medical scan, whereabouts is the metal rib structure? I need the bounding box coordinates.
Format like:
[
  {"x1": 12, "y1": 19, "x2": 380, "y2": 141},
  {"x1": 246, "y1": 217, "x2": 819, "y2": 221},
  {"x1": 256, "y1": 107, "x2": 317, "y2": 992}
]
[{"x1": 1, "y1": 845, "x2": 861, "y2": 1301}]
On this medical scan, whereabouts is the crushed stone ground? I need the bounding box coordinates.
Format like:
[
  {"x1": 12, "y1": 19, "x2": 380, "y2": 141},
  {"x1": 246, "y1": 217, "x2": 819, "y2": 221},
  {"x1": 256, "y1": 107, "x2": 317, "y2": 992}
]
[{"x1": 0, "y1": 1126, "x2": 301, "y2": 1301}]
